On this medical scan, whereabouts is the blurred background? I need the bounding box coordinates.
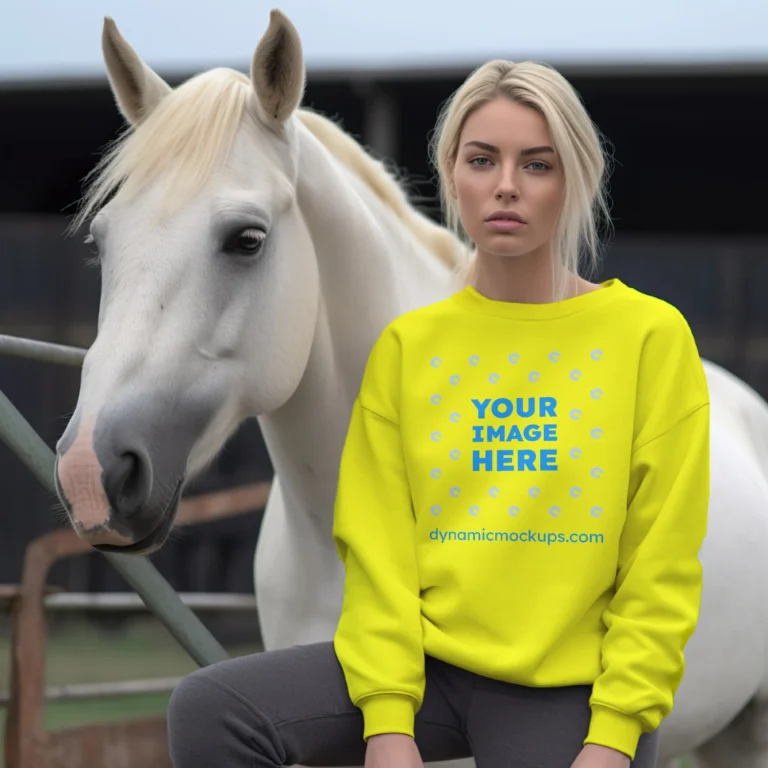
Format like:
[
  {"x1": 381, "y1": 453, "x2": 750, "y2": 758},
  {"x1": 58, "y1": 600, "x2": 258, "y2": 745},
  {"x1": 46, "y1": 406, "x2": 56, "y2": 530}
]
[{"x1": 0, "y1": 0, "x2": 765, "y2": 764}]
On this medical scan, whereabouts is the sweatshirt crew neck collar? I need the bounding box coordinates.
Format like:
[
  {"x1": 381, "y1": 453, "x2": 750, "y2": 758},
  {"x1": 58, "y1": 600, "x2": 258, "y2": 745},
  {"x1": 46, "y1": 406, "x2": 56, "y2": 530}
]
[{"x1": 451, "y1": 278, "x2": 625, "y2": 320}]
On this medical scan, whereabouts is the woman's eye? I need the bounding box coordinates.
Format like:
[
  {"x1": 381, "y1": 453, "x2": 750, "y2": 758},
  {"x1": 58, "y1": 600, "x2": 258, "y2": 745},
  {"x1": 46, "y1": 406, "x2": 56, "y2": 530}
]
[
  {"x1": 526, "y1": 162, "x2": 550, "y2": 171},
  {"x1": 470, "y1": 157, "x2": 491, "y2": 167},
  {"x1": 228, "y1": 228, "x2": 266, "y2": 255}
]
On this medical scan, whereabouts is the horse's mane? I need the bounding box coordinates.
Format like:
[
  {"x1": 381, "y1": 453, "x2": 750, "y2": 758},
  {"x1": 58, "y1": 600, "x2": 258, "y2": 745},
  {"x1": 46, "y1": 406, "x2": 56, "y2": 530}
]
[
  {"x1": 296, "y1": 109, "x2": 463, "y2": 269},
  {"x1": 72, "y1": 67, "x2": 466, "y2": 270}
]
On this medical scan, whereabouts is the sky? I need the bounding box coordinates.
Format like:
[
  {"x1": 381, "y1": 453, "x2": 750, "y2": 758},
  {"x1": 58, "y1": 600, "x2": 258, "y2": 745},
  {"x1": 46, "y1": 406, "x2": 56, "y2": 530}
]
[{"x1": 1, "y1": 0, "x2": 767, "y2": 84}]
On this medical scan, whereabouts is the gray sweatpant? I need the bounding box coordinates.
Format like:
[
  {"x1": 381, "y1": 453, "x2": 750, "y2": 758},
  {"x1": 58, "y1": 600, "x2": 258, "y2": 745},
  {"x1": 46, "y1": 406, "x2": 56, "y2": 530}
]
[{"x1": 167, "y1": 641, "x2": 659, "y2": 767}]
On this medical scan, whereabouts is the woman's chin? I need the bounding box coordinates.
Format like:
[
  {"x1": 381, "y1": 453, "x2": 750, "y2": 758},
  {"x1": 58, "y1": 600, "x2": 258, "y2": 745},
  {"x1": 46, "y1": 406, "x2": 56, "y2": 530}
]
[{"x1": 479, "y1": 242, "x2": 532, "y2": 260}]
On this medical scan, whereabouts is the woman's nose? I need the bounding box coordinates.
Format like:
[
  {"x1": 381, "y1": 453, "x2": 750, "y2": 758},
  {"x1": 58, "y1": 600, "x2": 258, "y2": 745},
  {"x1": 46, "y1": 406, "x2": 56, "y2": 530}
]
[{"x1": 494, "y1": 167, "x2": 520, "y2": 200}]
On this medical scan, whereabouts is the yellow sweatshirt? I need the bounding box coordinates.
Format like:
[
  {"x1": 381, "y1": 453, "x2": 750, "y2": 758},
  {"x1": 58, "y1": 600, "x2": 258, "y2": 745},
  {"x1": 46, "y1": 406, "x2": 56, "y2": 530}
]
[{"x1": 332, "y1": 278, "x2": 710, "y2": 760}]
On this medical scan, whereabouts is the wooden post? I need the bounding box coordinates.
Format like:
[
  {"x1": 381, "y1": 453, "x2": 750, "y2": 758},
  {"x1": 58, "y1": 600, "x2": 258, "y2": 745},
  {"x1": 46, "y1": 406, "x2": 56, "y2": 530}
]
[{"x1": 2, "y1": 537, "x2": 76, "y2": 768}]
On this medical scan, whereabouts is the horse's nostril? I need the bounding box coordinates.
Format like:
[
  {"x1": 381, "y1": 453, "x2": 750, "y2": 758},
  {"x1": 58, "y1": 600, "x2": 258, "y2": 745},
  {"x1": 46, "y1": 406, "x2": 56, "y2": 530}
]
[
  {"x1": 103, "y1": 448, "x2": 153, "y2": 518},
  {"x1": 119, "y1": 451, "x2": 140, "y2": 497}
]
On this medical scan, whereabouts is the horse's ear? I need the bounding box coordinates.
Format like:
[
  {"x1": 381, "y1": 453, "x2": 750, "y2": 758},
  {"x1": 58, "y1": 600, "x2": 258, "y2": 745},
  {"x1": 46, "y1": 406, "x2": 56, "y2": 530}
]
[
  {"x1": 251, "y1": 10, "x2": 305, "y2": 127},
  {"x1": 101, "y1": 17, "x2": 172, "y2": 125}
]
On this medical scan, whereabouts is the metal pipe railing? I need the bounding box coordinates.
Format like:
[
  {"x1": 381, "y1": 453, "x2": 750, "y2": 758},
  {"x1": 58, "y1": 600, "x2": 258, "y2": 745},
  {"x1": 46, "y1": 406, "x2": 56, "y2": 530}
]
[
  {"x1": 0, "y1": 336, "x2": 231, "y2": 668},
  {"x1": 0, "y1": 676, "x2": 183, "y2": 706},
  {"x1": 43, "y1": 592, "x2": 256, "y2": 612},
  {"x1": 0, "y1": 334, "x2": 87, "y2": 367}
]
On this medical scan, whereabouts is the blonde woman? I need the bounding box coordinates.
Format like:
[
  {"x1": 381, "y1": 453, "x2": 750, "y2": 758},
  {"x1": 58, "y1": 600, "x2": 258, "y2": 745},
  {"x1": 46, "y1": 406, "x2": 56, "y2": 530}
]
[{"x1": 168, "y1": 59, "x2": 709, "y2": 768}]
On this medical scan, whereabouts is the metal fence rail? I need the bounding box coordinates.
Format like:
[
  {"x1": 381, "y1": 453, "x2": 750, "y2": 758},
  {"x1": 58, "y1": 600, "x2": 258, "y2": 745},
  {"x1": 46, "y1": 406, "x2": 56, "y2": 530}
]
[
  {"x1": 0, "y1": 334, "x2": 86, "y2": 367},
  {"x1": 0, "y1": 335, "x2": 230, "y2": 668},
  {"x1": 43, "y1": 591, "x2": 256, "y2": 612},
  {"x1": 0, "y1": 677, "x2": 183, "y2": 705}
]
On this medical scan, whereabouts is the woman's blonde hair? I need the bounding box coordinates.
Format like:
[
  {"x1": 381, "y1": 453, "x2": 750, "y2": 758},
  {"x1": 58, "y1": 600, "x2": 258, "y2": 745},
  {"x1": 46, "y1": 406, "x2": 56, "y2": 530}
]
[{"x1": 429, "y1": 59, "x2": 613, "y2": 300}]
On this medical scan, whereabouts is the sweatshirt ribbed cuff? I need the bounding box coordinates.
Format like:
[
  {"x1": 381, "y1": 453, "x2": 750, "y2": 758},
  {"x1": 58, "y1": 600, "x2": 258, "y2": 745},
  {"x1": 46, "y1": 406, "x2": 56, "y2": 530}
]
[
  {"x1": 359, "y1": 693, "x2": 418, "y2": 741},
  {"x1": 585, "y1": 705, "x2": 645, "y2": 759}
]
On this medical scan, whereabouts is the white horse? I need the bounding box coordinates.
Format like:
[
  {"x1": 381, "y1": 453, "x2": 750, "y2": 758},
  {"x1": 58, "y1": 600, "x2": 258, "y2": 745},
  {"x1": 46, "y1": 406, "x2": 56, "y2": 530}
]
[{"x1": 55, "y1": 10, "x2": 768, "y2": 768}]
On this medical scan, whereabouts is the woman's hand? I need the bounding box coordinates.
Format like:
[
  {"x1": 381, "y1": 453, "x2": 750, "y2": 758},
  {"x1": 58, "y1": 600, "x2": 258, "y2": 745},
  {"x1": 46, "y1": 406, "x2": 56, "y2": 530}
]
[
  {"x1": 364, "y1": 733, "x2": 424, "y2": 768},
  {"x1": 570, "y1": 744, "x2": 631, "y2": 768}
]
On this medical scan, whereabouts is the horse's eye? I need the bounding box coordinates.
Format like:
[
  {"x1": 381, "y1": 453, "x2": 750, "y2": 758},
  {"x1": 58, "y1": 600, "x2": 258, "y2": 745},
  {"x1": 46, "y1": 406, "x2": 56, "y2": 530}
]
[{"x1": 228, "y1": 228, "x2": 265, "y2": 255}]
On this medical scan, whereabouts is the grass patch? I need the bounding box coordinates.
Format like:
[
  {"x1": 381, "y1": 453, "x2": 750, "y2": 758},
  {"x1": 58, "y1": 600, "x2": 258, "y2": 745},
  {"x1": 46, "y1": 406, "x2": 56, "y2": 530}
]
[{"x1": 42, "y1": 692, "x2": 171, "y2": 731}]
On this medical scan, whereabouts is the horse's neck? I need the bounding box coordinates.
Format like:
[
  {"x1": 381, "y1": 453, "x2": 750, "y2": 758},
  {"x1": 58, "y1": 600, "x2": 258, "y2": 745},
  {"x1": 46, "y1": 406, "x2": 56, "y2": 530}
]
[{"x1": 257, "y1": 122, "x2": 456, "y2": 535}]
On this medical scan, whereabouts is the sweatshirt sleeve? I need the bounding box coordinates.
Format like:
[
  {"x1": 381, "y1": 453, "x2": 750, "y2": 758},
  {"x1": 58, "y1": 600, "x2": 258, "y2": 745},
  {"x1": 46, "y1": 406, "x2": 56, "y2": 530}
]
[
  {"x1": 332, "y1": 325, "x2": 425, "y2": 741},
  {"x1": 586, "y1": 310, "x2": 710, "y2": 758}
]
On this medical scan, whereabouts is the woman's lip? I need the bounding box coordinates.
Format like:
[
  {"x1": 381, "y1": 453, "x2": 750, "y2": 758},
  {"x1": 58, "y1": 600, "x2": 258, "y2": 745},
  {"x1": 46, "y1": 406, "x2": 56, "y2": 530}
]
[{"x1": 486, "y1": 219, "x2": 525, "y2": 231}]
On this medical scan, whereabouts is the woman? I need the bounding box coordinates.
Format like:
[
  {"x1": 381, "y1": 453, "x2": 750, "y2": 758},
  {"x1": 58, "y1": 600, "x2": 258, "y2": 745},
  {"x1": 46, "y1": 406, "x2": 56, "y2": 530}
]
[{"x1": 167, "y1": 59, "x2": 709, "y2": 768}]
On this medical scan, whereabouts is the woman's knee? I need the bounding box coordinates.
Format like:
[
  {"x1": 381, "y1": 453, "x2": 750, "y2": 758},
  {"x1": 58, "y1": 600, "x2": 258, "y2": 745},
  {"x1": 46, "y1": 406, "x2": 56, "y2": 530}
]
[
  {"x1": 166, "y1": 644, "x2": 350, "y2": 766},
  {"x1": 168, "y1": 668, "x2": 220, "y2": 737},
  {"x1": 167, "y1": 665, "x2": 279, "y2": 766}
]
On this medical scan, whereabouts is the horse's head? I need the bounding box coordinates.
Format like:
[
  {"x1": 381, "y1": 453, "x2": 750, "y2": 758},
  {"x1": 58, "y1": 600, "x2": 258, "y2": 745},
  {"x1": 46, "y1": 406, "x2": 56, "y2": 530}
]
[{"x1": 55, "y1": 11, "x2": 317, "y2": 554}]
